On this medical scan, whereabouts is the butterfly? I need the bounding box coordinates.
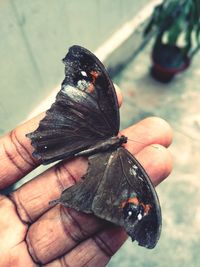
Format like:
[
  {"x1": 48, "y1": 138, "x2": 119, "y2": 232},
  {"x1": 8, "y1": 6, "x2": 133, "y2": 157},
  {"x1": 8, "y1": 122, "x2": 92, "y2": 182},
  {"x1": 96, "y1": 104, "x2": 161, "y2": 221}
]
[{"x1": 27, "y1": 45, "x2": 161, "y2": 249}]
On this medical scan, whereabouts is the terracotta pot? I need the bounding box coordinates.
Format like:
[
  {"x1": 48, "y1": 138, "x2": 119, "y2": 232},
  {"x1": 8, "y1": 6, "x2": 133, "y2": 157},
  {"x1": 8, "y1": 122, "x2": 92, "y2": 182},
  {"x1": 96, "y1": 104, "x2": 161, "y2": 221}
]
[{"x1": 151, "y1": 43, "x2": 190, "y2": 82}]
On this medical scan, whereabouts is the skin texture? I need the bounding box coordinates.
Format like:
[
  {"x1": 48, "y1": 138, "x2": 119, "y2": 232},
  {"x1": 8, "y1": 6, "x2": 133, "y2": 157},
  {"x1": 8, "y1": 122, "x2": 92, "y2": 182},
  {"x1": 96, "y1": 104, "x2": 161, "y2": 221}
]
[{"x1": 0, "y1": 90, "x2": 173, "y2": 267}]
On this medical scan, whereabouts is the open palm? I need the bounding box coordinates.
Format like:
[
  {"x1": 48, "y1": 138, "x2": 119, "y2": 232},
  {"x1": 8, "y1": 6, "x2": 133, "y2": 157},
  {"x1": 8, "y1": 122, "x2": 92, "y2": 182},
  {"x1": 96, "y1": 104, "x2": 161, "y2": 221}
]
[{"x1": 0, "y1": 92, "x2": 173, "y2": 267}]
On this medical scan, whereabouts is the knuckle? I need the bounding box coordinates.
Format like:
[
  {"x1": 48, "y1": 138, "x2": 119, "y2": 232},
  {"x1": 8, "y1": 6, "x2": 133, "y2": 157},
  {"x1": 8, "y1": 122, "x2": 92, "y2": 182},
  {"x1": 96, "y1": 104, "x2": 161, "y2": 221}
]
[
  {"x1": 59, "y1": 257, "x2": 71, "y2": 267},
  {"x1": 9, "y1": 192, "x2": 32, "y2": 223},
  {"x1": 60, "y1": 206, "x2": 89, "y2": 243},
  {"x1": 2, "y1": 129, "x2": 35, "y2": 176},
  {"x1": 93, "y1": 234, "x2": 114, "y2": 258},
  {"x1": 9, "y1": 129, "x2": 36, "y2": 167},
  {"x1": 54, "y1": 163, "x2": 78, "y2": 191},
  {"x1": 26, "y1": 232, "x2": 41, "y2": 264}
]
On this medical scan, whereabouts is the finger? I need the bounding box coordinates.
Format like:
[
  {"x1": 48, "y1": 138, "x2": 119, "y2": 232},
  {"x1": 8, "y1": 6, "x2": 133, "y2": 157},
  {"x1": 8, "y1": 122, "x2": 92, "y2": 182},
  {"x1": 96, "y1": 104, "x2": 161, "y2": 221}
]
[
  {"x1": 44, "y1": 226, "x2": 127, "y2": 267},
  {"x1": 0, "y1": 113, "x2": 44, "y2": 190},
  {"x1": 23, "y1": 145, "x2": 171, "y2": 264},
  {"x1": 0, "y1": 88, "x2": 122, "y2": 190},
  {"x1": 10, "y1": 157, "x2": 88, "y2": 223},
  {"x1": 114, "y1": 83, "x2": 122, "y2": 107},
  {"x1": 0, "y1": 195, "x2": 28, "y2": 253},
  {"x1": 10, "y1": 117, "x2": 172, "y2": 223},
  {"x1": 122, "y1": 116, "x2": 173, "y2": 153},
  {"x1": 135, "y1": 144, "x2": 173, "y2": 186},
  {"x1": 26, "y1": 206, "x2": 108, "y2": 264}
]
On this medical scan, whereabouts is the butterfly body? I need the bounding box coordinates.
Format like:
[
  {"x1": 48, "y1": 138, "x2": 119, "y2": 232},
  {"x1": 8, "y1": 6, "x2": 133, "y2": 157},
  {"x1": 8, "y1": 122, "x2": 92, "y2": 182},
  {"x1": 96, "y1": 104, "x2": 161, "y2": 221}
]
[
  {"x1": 27, "y1": 45, "x2": 162, "y2": 249},
  {"x1": 75, "y1": 135, "x2": 127, "y2": 157}
]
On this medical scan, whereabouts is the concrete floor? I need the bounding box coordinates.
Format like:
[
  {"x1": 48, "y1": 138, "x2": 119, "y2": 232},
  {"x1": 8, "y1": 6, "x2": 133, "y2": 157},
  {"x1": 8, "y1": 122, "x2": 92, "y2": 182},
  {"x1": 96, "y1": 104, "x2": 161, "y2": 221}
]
[{"x1": 108, "y1": 44, "x2": 200, "y2": 267}]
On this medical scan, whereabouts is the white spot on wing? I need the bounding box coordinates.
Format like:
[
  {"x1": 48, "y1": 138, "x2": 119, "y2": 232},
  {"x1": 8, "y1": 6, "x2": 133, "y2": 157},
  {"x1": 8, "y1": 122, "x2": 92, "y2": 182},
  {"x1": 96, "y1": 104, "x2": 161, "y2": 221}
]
[
  {"x1": 138, "y1": 176, "x2": 144, "y2": 181},
  {"x1": 138, "y1": 213, "x2": 143, "y2": 220},
  {"x1": 77, "y1": 79, "x2": 89, "y2": 90},
  {"x1": 128, "y1": 211, "x2": 132, "y2": 216},
  {"x1": 130, "y1": 168, "x2": 136, "y2": 176},
  {"x1": 129, "y1": 166, "x2": 138, "y2": 176},
  {"x1": 81, "y1": 71, "x2": 87, "y2": 77}
]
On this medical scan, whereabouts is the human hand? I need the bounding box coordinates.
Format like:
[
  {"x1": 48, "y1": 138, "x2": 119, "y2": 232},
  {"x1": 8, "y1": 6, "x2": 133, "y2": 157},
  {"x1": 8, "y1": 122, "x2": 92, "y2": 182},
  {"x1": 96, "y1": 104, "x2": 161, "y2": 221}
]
[{"x1": 0, "y1": 92, "x2": 173, "y2": 267}]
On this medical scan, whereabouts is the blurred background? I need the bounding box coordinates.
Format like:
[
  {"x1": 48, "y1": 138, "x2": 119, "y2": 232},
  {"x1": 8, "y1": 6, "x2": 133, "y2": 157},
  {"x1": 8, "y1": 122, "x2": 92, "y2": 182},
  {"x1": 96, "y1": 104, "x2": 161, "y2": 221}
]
[
  {"x1": 1, "y1": 0, "x2": 200, "y2": 266},
  {"x1": 0, "y1": 0, "x2": 150, "y2": 133}
]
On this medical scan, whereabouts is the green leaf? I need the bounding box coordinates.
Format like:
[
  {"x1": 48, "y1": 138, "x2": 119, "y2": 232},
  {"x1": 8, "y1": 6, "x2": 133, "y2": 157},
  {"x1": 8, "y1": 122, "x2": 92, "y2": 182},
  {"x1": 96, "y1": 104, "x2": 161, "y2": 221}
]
[
  {"x1": 167, "y1": 22, "x2": 181, "y2": 45},
  {"x1": 144, "y1": 0, "x2": 200, "y2": 55}
]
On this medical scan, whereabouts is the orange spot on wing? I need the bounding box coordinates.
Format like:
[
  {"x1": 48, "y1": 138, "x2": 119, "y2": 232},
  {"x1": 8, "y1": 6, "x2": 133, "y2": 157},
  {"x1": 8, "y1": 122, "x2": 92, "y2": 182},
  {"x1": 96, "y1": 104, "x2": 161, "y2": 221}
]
[
  {"x1": 87, "y1": 70, "x2": 99, "y2": 93},
  {"x1": 121, "y1": 201, "x2": 126, "y2": 208},
  {"x1": 128, "y1": 197, "x2": 139, "y2": 205},
  {"x1": 88, "y1": 83, "x2": 94, "y2": 93},
  {"x1": 90, "y1": 71, "x2": 99, "y2": 84},
  {"x1": 144, "y1": 204, "x2": 151, "y2": 215},
  {"x1": 120, "y1": 197, "x2": 139, "y2": 208}
]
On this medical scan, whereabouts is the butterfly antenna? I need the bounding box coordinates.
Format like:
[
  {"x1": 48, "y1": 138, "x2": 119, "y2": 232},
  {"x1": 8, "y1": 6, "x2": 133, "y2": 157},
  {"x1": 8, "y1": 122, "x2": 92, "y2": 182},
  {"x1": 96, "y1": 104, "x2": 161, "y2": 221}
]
[
  {"x1": 173, "y1": 125, "x2": 200, "y2": 142},
  {"x1": 127, "y1": 138, "x2": 159, "y2": 149}
]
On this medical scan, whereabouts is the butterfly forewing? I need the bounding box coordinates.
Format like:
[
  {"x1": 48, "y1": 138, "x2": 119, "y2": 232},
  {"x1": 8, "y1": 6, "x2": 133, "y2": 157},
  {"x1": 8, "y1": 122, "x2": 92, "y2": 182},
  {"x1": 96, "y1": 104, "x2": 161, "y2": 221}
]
[
  {"x1": 63, "y1": 45, "x2": 119, "y2": 133},
  {"x1": 27, "y1": 45, "x2": 119, "y2": 164}
]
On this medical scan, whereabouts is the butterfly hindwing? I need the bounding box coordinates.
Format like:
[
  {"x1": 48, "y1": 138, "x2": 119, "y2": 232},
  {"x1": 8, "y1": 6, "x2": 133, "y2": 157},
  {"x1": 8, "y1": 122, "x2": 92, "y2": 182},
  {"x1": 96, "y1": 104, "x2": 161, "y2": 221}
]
[
  {"x1": 116, "y1": 147, "x2": 161, "y2": 249},
  {"x1": 27, "y1": 45, "x2": 119, "y2": 164},
  {"x1": 58, "y1": 147, "x2": 161, "y2": 249},
  {"x1": 57, "y1": 152, "x2": 111, "y2": 213}
]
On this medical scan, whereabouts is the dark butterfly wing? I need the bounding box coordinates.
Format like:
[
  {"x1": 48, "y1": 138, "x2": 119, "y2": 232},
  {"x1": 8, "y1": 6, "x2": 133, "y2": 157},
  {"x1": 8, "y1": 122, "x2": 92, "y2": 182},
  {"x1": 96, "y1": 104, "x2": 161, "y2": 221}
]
[
  {"x1": 57, "y1": 147, "x2": 161, "y2": 249},
  {"x1": 27, "y1": 45, "x2": 119, "y2": 164},
  {"x1": 54, "y1": 151, "x2": 111, "y2": 213}
]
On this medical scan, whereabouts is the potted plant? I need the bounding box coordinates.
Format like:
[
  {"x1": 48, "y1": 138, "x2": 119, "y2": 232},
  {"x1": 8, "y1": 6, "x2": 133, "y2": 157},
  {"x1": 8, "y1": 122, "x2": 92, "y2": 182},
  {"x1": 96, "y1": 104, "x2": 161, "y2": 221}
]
[{"x1": 144, "y1": 0, "x2": 200, "y2": 82}]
